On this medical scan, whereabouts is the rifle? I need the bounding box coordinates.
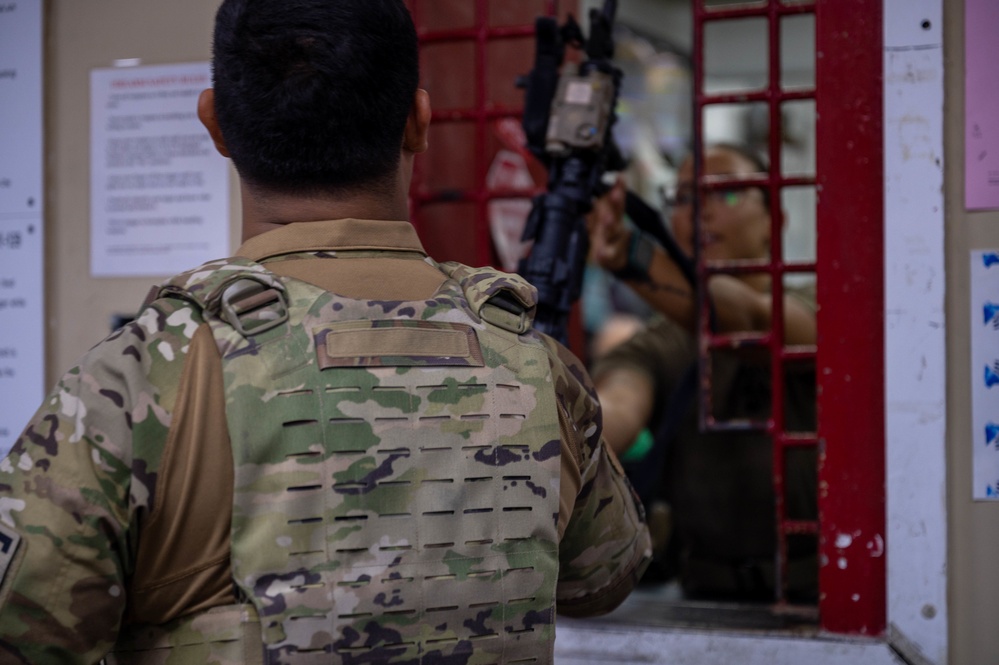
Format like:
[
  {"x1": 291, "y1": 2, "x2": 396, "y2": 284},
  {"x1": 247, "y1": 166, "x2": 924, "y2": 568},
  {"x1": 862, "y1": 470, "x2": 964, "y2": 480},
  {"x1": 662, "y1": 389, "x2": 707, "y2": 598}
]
[{"x1": 517, "y1": 0, "x2": 624, "y2": 345}]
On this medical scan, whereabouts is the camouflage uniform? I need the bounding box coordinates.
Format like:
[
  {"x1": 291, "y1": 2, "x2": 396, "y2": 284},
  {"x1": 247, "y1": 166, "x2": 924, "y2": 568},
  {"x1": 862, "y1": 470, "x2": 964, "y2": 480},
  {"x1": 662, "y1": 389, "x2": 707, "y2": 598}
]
[{"x1": 0, "y1": 219, "x2": 651, "y2": 663}]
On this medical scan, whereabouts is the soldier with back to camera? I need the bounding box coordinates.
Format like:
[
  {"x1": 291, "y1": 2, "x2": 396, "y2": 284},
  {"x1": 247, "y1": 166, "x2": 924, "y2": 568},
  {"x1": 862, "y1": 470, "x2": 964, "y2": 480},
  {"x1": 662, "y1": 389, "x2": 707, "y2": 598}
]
[{"x1": 0, "y1": 1, "x2": 650, "y2": 662}]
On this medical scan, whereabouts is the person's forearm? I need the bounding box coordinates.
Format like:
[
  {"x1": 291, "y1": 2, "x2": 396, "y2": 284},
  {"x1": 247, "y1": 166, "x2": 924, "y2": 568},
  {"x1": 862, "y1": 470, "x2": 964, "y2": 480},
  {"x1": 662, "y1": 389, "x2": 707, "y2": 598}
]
[
  {"x1": 600, "y1": 399, "x2": 646, "y2": 456},
  {"x1": 625, "y1": 243, "x2": 697, "y2": 332},
  {"x1": 619, "y1": 243, "x2": 816, "y2": 343},
  {"x1": 595, "y1": 369, "x2": 655, "y2": 456},
  {"x1": 614, "y1": 239, "x2": 768, "y2": 335}
]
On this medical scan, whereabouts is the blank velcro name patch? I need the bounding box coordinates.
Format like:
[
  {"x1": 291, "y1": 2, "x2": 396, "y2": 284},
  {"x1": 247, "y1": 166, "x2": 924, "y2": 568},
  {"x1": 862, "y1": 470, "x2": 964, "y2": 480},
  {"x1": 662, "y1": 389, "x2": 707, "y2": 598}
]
[
  {"x1": 0, "y1": 523, "x2": 21, "y2": 587},
  {"x1": 315, "y1": 321, "x2": 485, "y2": 368}
]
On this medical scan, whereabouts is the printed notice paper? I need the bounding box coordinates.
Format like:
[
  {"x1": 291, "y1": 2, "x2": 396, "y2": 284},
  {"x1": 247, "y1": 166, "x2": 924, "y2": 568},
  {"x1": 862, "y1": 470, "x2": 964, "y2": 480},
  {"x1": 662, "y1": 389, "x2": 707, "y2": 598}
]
[
  {"x1": 0, "y1": 0, "x2": 44, "y2": 458},
  {"x1": 90, "y1": 62, "x2": 229, "y2": 277},
  {"x1": 966, "y1": 0, "x2": 999, "y2": 209},
  {"x1": 970, "y1": 250, "x2": 999, "y2": 499}
]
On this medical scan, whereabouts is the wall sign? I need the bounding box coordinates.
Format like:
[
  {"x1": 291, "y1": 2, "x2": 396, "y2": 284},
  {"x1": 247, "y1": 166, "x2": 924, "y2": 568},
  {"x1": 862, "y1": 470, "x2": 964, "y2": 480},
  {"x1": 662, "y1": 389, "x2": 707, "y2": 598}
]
[
  {"x1": 970, "y1": 250, "x2": 999, "y2": 499},
  {"x1": 0, "y1": 0, "x2": 43, "y2": 458},
  {"x1": 965, "y1": 0, "x2": 999, "y2": 209},
  {"x1": 90, "y1": 62, "x2": 229, "y2": 277}
]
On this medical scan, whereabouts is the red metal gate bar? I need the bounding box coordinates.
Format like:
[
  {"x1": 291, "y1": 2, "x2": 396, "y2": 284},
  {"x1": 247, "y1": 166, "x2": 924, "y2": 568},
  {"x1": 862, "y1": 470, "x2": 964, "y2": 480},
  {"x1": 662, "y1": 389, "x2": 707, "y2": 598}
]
[
  {"x1": 702, "y1": 1, "x2": 814, "y2": 21},
  {"x1": 815, "y1": 0, "x2": 886, "y2": 636},
  {"x1": 766, "y1": 0, "x2": 794, "y2": 604},
  {"x1": 705, "y1": 89, "x2": 816, "y2": 105}
]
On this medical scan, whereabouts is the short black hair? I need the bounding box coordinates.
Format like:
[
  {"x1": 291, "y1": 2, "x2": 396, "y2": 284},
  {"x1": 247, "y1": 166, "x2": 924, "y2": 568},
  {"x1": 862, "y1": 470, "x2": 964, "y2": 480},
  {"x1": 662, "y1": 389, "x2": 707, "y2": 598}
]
[{"x1": 211, "y1": 0, "x2": 419, "y2": 194}]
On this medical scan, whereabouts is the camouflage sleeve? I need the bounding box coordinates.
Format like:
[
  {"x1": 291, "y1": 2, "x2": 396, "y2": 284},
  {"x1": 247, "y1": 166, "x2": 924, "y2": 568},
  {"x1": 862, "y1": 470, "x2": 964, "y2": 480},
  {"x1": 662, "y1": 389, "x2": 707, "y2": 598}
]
[
  {"x1": 539, "y1": 335, "x2": 652, "y2": 618},
  {"x1": 0, "y1": 298, "x2": 199, "y2": 663}
]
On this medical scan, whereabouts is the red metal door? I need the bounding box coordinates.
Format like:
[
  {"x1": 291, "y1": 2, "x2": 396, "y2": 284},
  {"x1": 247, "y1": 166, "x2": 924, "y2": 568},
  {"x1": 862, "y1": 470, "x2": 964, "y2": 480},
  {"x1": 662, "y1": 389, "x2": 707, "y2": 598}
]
[{"x1": 691, "y1": 0, "x2": 884, "y2": 635}]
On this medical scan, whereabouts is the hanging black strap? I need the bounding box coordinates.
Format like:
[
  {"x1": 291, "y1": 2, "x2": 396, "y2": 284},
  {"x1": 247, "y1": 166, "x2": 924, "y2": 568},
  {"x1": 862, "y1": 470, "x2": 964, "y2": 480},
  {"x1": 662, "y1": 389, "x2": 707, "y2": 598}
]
[{"x1": 624, "y1": 190, "x2": 696, "y2": 287}]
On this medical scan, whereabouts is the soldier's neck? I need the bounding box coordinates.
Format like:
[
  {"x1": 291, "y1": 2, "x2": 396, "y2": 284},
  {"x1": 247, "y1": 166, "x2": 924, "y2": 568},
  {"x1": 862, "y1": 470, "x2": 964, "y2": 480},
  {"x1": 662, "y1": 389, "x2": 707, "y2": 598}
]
[{"x1": 239, "y1": 181, "x2": 411, "y2": 242}]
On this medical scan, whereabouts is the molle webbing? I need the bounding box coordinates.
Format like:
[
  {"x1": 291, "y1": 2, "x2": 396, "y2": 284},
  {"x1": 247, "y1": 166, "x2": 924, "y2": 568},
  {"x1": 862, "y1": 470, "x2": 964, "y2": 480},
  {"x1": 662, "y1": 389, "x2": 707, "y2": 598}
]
[
  {"x1": 178, "y1": 259, "x2": 562, "y2": 664},
  {"x1": 106, "y1": 605, "x2": 264, "y2": 665}
]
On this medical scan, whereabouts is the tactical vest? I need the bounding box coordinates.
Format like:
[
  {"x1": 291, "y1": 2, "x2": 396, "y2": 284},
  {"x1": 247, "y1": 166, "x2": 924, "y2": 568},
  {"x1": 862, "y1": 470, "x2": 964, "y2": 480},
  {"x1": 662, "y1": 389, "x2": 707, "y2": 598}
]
[{"x1": 108, "y1": 258, "x2": 563, "y2": 665}]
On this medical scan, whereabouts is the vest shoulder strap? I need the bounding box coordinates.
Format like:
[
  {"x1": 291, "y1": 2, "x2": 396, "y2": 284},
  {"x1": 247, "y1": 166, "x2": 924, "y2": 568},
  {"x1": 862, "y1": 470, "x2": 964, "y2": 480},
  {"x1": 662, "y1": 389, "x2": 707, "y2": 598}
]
[
  {"x1": 147, "y1": 259, "x2": 538, "y2": 337},
  {"x1": 437, "y1": 261, "x2": 538, "y2": 334},
  {"x1": 144, "y1": 257, "x2": 290, "y2": 337}
]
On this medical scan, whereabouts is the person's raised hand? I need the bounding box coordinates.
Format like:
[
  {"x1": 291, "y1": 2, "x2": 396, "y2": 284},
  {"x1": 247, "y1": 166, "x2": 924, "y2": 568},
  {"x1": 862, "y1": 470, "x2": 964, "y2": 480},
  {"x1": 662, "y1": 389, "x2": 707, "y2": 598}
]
[{"x1": 586, "y1": 177, "x2": 630, "y2": 272}]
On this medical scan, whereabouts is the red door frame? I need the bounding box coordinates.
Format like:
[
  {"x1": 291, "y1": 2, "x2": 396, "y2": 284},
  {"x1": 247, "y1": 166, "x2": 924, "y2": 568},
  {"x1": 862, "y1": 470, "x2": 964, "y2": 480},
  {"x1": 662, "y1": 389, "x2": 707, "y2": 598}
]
[{"x1": 814, "y1": 0, "x2": 885, "y2": 636}]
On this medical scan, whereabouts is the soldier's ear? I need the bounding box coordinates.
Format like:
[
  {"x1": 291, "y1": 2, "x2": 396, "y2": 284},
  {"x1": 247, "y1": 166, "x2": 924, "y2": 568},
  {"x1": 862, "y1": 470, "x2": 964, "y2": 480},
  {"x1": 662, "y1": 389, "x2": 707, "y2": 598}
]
[
  {"x1": 403, "y1": 89, "x2": 431, "y2": 154},
  {"x1": 198, "y1": 88, "x2": 231, "y2": 158}
]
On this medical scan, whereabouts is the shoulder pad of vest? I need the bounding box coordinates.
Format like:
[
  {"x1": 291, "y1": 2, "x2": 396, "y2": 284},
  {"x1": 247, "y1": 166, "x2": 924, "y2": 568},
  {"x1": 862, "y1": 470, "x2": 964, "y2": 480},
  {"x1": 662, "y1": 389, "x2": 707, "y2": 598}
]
[
  {"x1": 142, "y1": 257, "x2": 289, "y2": 335},
  {"x1": 438, "y1": 262, "x2": 538, "y2": 334}
]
